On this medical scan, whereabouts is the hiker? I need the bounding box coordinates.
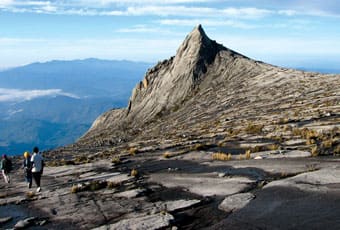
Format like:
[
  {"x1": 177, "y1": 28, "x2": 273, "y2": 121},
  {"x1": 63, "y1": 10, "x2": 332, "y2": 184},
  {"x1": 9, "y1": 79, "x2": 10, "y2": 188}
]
[
  {"x1": 1, "y1": 154, "x2": 12, "y2": 183},
  {"x1": 31, "y1": 147, "x2": 44, "y2": 192},
  {"x1": 23, "y1": 151, "x2": 32, "y2": 188}
]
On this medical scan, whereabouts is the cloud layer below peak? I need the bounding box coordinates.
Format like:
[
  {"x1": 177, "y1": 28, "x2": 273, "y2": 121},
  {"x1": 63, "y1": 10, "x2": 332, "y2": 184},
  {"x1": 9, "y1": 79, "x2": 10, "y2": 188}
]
[{"x1": 0, "y1": 88, "x2": 80, "y2": 102}]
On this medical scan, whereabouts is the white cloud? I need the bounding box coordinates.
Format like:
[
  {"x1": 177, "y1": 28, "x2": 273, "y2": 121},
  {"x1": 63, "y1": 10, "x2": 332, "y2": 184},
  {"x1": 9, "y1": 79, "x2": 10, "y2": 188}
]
[
  {"x1": 0, "y1": 0, "x2": 13, "y2": 7},
  {"x1": 0, "y1": 88, "x2": 80, "y2": 102}
]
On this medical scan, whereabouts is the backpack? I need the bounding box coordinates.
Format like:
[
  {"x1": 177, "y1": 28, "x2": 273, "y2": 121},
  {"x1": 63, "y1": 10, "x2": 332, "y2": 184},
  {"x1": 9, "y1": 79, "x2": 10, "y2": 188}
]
[{"x1": 7, "y1": 159, "x2": 13, "y2": 172}]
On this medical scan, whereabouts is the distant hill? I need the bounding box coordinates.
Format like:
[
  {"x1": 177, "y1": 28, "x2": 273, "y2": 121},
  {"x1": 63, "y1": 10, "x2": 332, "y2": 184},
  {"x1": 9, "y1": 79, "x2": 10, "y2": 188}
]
[{"x1": 0, "y1": 59, "x2": 152, "y2": 155}]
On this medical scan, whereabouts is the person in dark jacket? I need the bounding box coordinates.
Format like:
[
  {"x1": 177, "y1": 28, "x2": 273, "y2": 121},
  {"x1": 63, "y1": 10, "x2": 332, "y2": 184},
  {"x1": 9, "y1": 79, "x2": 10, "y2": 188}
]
[
  {"x1": 23, "y1": 151, "x2": 32, "y2": 188},
  {"x1": 1, "y1": 154, "x2": 11, "y2": 183}
]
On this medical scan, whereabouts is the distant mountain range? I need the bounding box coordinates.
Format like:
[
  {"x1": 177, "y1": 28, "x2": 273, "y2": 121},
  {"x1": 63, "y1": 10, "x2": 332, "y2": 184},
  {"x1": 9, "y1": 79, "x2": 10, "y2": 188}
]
[{"x1": 0, "y1": 58, "x2": 152, "y2": 155}]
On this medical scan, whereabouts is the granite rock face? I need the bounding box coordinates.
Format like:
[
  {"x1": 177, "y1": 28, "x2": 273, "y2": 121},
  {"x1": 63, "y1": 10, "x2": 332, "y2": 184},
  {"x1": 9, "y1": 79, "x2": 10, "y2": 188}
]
[{"x1": 74, "y1": 25, "x2": 339, "y2": 161}]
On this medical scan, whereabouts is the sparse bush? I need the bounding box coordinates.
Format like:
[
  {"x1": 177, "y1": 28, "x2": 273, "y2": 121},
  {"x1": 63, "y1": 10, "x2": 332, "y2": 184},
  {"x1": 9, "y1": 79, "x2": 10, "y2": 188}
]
[
  {"x1": 334, "y1": 145, "x2": 340, "y2": 155},
  {"x1": 311, "y1": 146, "x2": 319, "y2": 157},
  {"x1": 245, "y1": 150, "x2": 251, "y2": 159},
  {"x1": 131, "y1": 169, "x2": 139, "y2": 177},
  {"x1": 111, "y1": 157, "x2": 121, "y2": 164},
  {"x1": 267, "y1": 144, "x2": 280, "y2": 151},
  {"x1": 212, "y1": 152, "x2": 232, "y2": 161},
  {"x1": 71, "y1": 181, "x2": 108, "y2": 193},
  {"x1": 163, "y1": 151, "x2": 172, "y2": 159},
  {"x1": 238, "y1": 150, "x2": 251, "y2": 160},
  {"x1": 245, "y1": 123, "x2": 264, "y2": 134},
  {"x1": 107, "y1": 181, "x2": 121, "y2": 189},
  {"x1": 89, "y1": 180, "x2": 107, "y2": 191},
  {"x1": 71, "y1": 184, "x2": 81, "y2": 193},
  {"x1": 26, "y1": 191, "x2": 35, "y2": 198},
  {"x1": 74, "y1": 156, "x2": 91, "y2": 164},
  {"x1": 129, "y1": 147, "x2": 138, "y2": 156},
  {"x1": 322, "y1": 139, "x2": 334, "y2": 148}
]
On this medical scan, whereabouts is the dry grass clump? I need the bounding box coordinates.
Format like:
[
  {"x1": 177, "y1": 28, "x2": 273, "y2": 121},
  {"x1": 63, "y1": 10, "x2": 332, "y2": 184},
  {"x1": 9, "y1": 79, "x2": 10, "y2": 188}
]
[
  {"x1": 212, "y1": 152, "x2": 232, "y2": 161},
  {"x1": 311, "y1": 146, "x2": 319, "y2": 157},
  {"x1": 227, "y1": 128, "x2": 241, "y2": 136},
  {"x1": 107, "y1": 181, "x2": 121, "y2": 189},
  {"x1": 267, "y1": 144, "x2": 280, "y2": 151},
  {"x1": 74, "y1": 155, "x2": 91, "y2": 164},
  {"x1": 245, "y1": 123, "x2": 264, "y2": 134},
  {"x1": 334, "y1": 145, "x2": 340, "y2": 155},
  {"x1": 26, "y1": 191, "x2": 35, "y2": 198},
  {"x1": 292, "y1": 127, "x2": 339, "y2": 156},
  {"x1": 131, "y1": 169, "x2": 139, "y2": 177},
  {"x1": 71, "y1": 180, "x2": 108, "y2": 193},
  {"x1": 239, "y1": 150, "x2": 251, "y2": 160},
  {"x1": 128, "y1": 147, "x2": 138, "y2": 156},
  {"x1": 163, "y1": 151, "x2": 172, "y2": 159},
  {"x1": 111, "y1": 157, "x2": 121, "y2": 164}
]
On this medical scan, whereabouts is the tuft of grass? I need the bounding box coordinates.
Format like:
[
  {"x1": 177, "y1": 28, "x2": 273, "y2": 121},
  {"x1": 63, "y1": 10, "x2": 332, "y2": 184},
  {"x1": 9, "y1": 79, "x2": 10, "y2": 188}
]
[
  {"x1": 212, "y1": 152, "x2": 232, "y2": 161},
  {"x1": 245, "y1": 150, "x2": 251, "y2": 159},
  {"x1": 245, "y1": 123, "x2": 264, "y2": 134},
  {"x1": 71, "y1": 185, "x2": 81, "y2": 193},
  {"x1": 311, "y1": 146, "x2": 319, "y2": 157},
  {"x1": 131, "y1": 169, "x2": 139, "y2": 177},
  {"x1": 71, "y1": 181, "x2": 108, "y2": 193},
  {"x1": 128, "y1": 147, "x2": 138, "y2": 156},
  {"x1": 107, "y1": 181, "x2": 121, "y2": 189},
  {"x1": 239, "y1": 150, "x2": 251, "y2": 160},
  {"x1": 334, "y1": 145, "x2": 340, "y2": 155},
  {"x1": 321, "y1": 139, "x2": 334, "y2": 148},
  {"x1": 26, "y1": 191, "x2": 35, "y2": 198},
  {"x1": 111, "y1": 157, "x2": 121, "y2": 164},
  {"x1": 163, "y1": 151, "x2": 172, "y2": 159},
  {"x1": 267, "y1": 144, "x2": 280, "y2": 151}
]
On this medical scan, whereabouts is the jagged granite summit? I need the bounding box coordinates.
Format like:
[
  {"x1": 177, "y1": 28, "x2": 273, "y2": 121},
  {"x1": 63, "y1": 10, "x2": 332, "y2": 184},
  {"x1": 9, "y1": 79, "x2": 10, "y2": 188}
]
[{"x1": 77, "y1": 25, "x2": 339, "y2": 152}]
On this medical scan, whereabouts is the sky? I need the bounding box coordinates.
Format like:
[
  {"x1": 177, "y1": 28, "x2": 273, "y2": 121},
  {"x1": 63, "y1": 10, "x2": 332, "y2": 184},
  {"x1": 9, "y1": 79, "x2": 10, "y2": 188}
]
[{"x1": 0, "y1": 0, "x2": 340, "y2": 69}]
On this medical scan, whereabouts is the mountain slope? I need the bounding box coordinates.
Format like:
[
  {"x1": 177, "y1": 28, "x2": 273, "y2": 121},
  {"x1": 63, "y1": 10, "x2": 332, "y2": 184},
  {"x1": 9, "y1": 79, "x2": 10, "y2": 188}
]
[{"x1": 72, "y1": 25, "x2": 339, "y2": 157}]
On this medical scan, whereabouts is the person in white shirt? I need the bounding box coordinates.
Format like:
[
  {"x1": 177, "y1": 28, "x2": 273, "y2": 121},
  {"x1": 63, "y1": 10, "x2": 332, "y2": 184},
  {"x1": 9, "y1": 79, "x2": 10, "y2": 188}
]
[{"x1": 31, "y1": 146, "x2": 44, "y2": 192}]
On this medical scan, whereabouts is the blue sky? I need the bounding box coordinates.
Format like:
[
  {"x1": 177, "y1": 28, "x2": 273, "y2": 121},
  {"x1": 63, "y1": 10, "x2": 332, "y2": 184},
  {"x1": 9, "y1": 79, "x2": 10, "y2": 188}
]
[{"x1": 0, "y1": 0, "x2": 339, "y2": 69}]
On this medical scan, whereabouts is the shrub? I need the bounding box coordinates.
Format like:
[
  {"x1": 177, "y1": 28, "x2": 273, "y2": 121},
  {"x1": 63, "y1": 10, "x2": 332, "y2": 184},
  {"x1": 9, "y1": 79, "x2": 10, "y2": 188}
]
[
  {"x1": 26, "y1": 191, "x2": 35, "y2": 198},
  {"x1": 131, "y1": 169, "x2": 139, "y2": 177},
  {"x1": 245, "y1": 150, "x2": 251, "y2": 159},
  {"x1": 334, "y1": 145, "x2": 340, "y2": 155},
  {"x1": 129, "y1": 147, "x2": 138, "y2": 155},
  {"x1": 163, "y1": 151, "x2": 172, "y2": 159},
  {"x1": 107, "y1": 181, "x2": 121, "y2": 189},
  {"x1": 311, "y1": 146, "x2": 319, "y2": 157},
  {"x1": 267, "y1": 144, "x2": 280, "y2": 151},
  {"x1": 245, "y1": 123, "x2": 264, "y2": 134},
  {"x1": 111, "y1": 157, "x2": 121, "y2": 164},
  {"x1": 71, "y1": 181, "x2": 108, "y2": 193},
  {"x1": 212, "y1": 152, "x2": 232, "y2": 161},
  {"x1": 322, "y1": 139, "x2": 334, "y2": 148}
]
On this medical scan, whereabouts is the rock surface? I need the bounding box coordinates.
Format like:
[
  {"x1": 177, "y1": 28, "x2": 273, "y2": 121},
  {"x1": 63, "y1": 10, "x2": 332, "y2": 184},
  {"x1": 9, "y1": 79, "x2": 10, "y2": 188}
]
[
  {"x1": 218, "y1": 193, "x2": 255, "y2": 212},
  {"x1": 92, "y1": 213, "x2": 174, "y2": 230}
]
